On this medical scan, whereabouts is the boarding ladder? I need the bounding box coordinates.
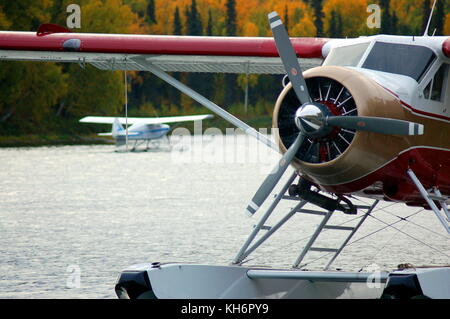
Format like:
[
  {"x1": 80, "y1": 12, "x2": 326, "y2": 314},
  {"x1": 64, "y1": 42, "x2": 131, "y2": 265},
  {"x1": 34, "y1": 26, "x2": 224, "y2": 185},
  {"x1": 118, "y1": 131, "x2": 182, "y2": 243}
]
[
  {"x1": 290, "y1": 199, "x2": 377, "y2": 270},
  {"x1": 407, "y1": 169, "x2": 450, "y2": 235},
  {"x1": 233, "y1": 171, "x2": 380, "y2": 270}
]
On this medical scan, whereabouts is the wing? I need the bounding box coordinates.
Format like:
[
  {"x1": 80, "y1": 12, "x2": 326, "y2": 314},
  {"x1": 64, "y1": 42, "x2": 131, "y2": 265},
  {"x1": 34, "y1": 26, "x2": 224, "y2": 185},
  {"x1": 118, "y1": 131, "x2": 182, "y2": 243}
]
[
  {"x1": 0, "y1": 24, "x2": 328, "y2": 74},
  {"x1": 80, "y1": 114, "x2": 213, "y2": 125},
  {"x1": 97, "y1": 132, "x2": 140, "y2": 137},
  {"x1": 0, "y1": 24, "x2": 334, "y2": 151}
]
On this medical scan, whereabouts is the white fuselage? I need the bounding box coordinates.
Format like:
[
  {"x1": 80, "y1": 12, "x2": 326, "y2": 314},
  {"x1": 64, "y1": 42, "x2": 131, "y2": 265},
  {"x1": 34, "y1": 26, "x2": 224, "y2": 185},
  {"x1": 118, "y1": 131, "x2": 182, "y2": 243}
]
[
  {"x1": 114, "y1": 123, "x2": 170, "y2": 141},
  {"x1": 323, "y1": 35, "x2": 450, "y2": 123}
]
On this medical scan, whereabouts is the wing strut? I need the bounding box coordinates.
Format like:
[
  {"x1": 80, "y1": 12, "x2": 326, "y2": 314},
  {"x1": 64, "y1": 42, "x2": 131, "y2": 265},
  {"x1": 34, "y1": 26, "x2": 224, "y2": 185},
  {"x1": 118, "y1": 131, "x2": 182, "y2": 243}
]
[
  {"x1": 132, "y1": 58, "x2": 278, "y2": 152},
  {"x1": 407, "y1": 169, "x2": 450, "y2": 235}
]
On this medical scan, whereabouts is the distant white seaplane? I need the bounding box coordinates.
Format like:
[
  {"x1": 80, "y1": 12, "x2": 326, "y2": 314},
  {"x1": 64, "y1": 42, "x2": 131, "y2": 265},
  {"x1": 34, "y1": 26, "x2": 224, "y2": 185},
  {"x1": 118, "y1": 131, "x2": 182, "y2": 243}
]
[{"x1": 79, "y1": 114, "x2": 213, "y2": 151}]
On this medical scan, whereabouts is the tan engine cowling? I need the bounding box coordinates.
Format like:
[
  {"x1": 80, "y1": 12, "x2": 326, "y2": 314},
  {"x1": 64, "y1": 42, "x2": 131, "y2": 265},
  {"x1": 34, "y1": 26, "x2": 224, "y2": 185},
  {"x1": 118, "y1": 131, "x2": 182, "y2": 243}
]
[{"x1": 272, "y1": 66, "x2": 417, "y2": 190}]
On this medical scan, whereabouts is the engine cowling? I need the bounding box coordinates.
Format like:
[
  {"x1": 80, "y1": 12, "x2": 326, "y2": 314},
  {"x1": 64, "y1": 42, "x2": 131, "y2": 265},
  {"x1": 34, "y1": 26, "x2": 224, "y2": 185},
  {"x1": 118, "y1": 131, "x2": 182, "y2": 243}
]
[{"x1": 272, "y1": 66, "x2": 416, "y2": 192}]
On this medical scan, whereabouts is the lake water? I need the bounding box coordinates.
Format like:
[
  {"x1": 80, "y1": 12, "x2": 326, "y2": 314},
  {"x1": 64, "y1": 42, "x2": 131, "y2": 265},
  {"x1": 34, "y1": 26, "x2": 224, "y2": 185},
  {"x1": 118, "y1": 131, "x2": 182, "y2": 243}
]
[{"x1": 0, "y1": 135, "x2": 449, "y2": 298}]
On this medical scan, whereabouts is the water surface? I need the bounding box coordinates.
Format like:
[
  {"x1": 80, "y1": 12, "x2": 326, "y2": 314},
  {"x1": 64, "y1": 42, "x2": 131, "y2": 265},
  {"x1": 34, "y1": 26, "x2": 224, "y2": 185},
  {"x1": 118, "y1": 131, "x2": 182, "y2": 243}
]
[{"x1": 0, "y1": 137, "x2": 448, "y2": 298}]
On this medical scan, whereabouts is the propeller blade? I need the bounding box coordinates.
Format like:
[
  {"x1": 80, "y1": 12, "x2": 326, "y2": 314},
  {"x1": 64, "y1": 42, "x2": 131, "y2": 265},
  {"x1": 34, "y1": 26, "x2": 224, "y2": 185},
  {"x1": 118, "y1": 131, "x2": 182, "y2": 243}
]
[
  {"x1": 245, "y1": 133, "x2": 305, "y2": 216},
  {"x1": 268, "y1": 11, "x2": 311, "y2": 105},
  {"x1": 326, "y1": 116, "x2": 424, "y2": 136}
]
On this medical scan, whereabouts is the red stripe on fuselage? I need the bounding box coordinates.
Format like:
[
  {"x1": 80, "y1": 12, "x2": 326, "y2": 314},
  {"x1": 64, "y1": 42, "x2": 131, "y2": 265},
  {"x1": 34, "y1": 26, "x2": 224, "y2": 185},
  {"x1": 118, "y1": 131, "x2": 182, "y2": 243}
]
[
  {"x1": 322, "y1": 147, "x2": 450, "y2": 203},
  {"x1": 381, "y1": 84, "x2": 450, "y2": 122},
  {"x1": 399, "y1": 100, "x2": 450, "y2": 122}
]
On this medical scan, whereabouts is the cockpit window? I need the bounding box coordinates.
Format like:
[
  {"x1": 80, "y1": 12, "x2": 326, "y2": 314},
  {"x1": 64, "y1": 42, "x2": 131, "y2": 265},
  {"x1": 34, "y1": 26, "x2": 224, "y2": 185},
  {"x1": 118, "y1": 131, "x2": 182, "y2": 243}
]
[
  {"x1": 362, "y1": 42, "x2": 436, "y2": 82},
  {"x1": 323, "y1": 42, "x2": 370, "y2": 67},
  {"x1": 423, "y1": 64, "x2": 448, "y2": 102}
]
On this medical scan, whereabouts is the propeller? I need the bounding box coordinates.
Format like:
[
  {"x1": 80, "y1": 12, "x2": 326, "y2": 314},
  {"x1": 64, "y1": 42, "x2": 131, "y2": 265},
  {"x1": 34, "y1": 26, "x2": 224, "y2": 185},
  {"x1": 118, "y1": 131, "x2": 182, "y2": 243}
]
[
  {"x1": 245, "y1": 132, "x2": 304, "y2": 216},
  {"x1": 244, "y1": 12, "x2": 424, "y2": 216},
  {"x1": 268, "y1": 11, "x2": 311, "y2": 105},
  {"x1": 326, "y1": 116, "x2": 424, "y2": 136}
]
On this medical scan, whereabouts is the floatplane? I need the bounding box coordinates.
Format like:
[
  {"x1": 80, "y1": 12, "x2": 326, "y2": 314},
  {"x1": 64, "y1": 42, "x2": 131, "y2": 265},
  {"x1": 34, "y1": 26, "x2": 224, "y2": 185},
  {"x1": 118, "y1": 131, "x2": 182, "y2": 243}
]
[
  {"x1": 1, "y1": 5, "x2": 450, "y2": 299},
  {"x1": 79, "y1": 114, "x2": 213, "y2": 151}
]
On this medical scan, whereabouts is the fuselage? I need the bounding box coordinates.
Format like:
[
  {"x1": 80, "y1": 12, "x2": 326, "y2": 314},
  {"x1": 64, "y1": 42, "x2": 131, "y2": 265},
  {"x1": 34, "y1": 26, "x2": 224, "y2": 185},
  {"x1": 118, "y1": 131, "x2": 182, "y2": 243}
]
[{"x1": 114, "y1": 123, "x2": 170, "y2": 141}]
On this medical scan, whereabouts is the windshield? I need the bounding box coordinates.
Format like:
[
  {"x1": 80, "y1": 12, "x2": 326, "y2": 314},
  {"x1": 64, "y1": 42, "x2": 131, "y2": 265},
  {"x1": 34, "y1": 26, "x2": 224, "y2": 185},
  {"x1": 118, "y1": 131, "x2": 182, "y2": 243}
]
[
  {"x1": 323, "y1": 42, "x2": 370, "y2": 67},
  {"x1": 362, "y1": 42, "x2": 436, "y2": 82}
]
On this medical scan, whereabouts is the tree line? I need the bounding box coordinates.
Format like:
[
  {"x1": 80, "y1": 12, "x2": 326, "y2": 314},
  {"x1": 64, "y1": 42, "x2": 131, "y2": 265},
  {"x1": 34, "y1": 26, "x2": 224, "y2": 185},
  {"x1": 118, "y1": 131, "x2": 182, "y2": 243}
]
[{"x1": 0, "y1": 0, "x2": 448, "y2": 137}]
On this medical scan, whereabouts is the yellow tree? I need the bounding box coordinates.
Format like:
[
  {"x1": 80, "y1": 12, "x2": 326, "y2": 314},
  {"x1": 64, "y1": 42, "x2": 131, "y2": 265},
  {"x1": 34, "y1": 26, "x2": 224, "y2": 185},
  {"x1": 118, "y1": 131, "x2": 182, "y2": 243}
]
[
  {"x1": 79, "y1": 0, "x2": 141, "y2": 33},
  {"x1": 242, "y1": 21, "x2": 259, "y2": 36},
  {"x1": 265, "y1": 0, "x2": 316, "y2": 36},
  {"x1": 238, "y1": 0, "x2": 316, "y2": 37},
  {"x1": 0, "y1": 9, "x2": 11, "y2": 29},
  {"x1": 323, "y1": 0, "x2": 371, "y2": 37},
  {"x1": 445, "y1": 13, "x2": 450, "y2": 35}
]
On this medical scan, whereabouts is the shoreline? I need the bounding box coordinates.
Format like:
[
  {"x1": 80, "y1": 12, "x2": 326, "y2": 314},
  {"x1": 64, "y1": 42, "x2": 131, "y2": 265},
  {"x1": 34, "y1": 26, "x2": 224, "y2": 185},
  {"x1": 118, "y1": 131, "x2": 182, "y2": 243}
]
[
  {"x1": 0, "y1": 116, "x2": 273, "y2": 148},
  {"x1": 0, "y1": 134, "x2": 115, "y2": 148}
]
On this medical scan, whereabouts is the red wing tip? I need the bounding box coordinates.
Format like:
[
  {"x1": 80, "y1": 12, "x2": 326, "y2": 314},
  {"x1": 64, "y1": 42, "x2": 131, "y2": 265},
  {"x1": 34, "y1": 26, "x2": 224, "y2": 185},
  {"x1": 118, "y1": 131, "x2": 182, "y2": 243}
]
[{"x1": 37, "y1": 24, "x2": 72, "y2": 36}]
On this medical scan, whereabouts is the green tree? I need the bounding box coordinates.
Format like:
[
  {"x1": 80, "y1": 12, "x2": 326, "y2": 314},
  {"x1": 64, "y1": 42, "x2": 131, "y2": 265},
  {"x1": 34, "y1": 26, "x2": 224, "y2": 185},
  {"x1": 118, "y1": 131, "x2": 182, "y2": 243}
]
[
  {"x1": 186, "y1": 0, "x2": 202, "y2": 36},
  {"x1": 431, "y1": 0, "x2": 445, "y2": 35},
  {"x1": 0, "y1": 61, "x2": 68, "y2": 130},
  {"x1": 147, "y1": 0, "x2": 156, "y2": 24},
  {"x1": 173, "y1": 6, "x2": 182, "y2": 35},
  {"x1": 328, "y1": 10, "x2": 343, "y2": 37},
  {"x1": 123, "y1": 0, "x2": 148, "y2": 19},
  {"x1": 0, "y1": 0, "x2": 68, "y2": 134},
  {"x1": 207, "y1": 9, "x2": 213, "y2": 36},
  {"x1": 49, "y1": 0, "x2": 75, "y2": 26},
  {"x1": 65, "y1": 66, "x2": 123, "y2": 118},
  {"x1": 1, "y1": 0, "x2": 53, "y2": 30},
  {"x1": 226, "y1": 0, "x2": 237, "y2": 36},
  {"x1": 392, "y1": 11, "x2": 398, "y2": 35},
  {"x1": 312, "y1": 0, "x2": 324, "y2": 37},
  {"x1": 380, "y1": 0, "x2": 392, "y2": 34},
  {"x1": 284, "y1": 5, "x2": 289, "y2": 32},
  {"x1": 422, "y1": 0, "x2": 431, "y2": 33}
]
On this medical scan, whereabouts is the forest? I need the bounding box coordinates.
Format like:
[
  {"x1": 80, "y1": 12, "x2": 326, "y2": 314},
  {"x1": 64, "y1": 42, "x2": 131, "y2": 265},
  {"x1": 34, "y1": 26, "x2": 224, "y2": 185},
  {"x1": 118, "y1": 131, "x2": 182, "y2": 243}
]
[{"x1": 0, "y1": 0, "x2": 449, "y2": 145}]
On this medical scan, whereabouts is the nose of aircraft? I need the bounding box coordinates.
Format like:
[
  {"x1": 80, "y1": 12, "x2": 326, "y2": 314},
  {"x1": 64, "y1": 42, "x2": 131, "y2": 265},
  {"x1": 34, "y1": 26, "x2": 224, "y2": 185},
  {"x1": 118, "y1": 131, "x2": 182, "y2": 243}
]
[{"x1": 443, "y1": 37, "x2": 450, "y2": 58}]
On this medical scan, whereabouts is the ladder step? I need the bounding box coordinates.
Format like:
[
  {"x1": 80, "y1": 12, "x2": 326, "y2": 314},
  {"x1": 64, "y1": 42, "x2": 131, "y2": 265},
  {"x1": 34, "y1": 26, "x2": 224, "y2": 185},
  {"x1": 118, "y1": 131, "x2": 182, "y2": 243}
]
[
  {"x1": 282, "y1": 195, "x2": 303, "y2": 201},
  {"x1": 323, "y1": 225, "x2": 355, "y2": 231},
  {"x1": 354, "y1": 205, "x2": 373, "y2": 210},
  {"x1": 309, "y1": 247, "x2": 339, "y2": 253},
  {"x1": 296, "y1": 209, "x2": 327, "y2": 216}
]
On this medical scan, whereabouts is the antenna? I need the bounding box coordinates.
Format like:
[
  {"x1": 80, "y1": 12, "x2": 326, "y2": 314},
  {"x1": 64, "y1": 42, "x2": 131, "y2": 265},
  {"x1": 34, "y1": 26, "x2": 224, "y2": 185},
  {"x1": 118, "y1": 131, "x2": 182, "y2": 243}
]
[
  {"x1": 424, "y1": 0, "x2": 437, "y2": 37},
  {"x1": 124, "y1": 57, "x2": 129, "y2": 151}
]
